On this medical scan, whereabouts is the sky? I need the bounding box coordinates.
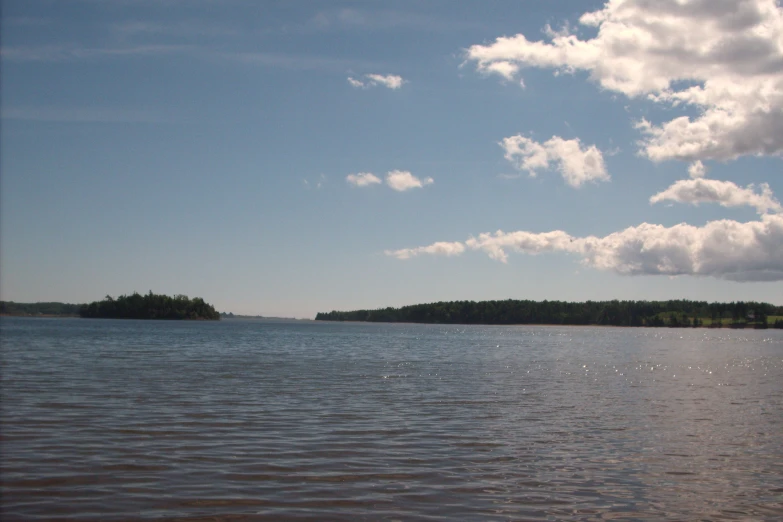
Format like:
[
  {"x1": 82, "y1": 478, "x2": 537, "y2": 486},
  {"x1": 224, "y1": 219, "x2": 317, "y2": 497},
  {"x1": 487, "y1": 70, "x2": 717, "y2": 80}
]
[{"x1": 2, "y1": 0, "x2": 782, "y2": 318}]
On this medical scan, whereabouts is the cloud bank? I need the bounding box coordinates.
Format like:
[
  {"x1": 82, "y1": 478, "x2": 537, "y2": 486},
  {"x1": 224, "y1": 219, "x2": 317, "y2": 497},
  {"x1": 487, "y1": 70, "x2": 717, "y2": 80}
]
[
  {"x1": 386, "y1": 214, "x2": 783, "y2": 282},
  {"x1": 466, "y1": 0, "x2": 783, "y2": 162},
  {"x1": 501, "y1": 135, "x2": 609, "y2": 187}
]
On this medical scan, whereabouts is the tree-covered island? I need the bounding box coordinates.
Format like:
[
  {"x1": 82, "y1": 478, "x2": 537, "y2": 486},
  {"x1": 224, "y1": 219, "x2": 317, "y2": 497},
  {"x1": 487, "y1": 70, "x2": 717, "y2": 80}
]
[
  {"x1": 79, "y1": 292, "x2": 220, "y2": 320},
  {"x1": 316, "y1": 300, "x2": 783, "y2": 328}
]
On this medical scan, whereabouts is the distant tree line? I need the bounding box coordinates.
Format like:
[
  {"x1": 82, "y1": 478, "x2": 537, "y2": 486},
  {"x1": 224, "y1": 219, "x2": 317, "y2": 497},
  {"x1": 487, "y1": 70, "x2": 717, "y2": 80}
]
[
  {"x1": 0, "y1": 301, "x2": 82, "y2": 316},
  {"x1": 79, "y1": 292, "x2": 220, "y2": 320},
  {"x1": 316, "y1": 300, "x2": 783, "y2": 328}
]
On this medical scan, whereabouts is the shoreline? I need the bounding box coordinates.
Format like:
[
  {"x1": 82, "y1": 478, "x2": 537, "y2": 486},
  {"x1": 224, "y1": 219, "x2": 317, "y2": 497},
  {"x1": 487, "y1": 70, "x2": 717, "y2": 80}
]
[
  {"x1": 0, "y1": 314, "x2": 79, "y2": 318},
  {"x1": 314, "y1": 320, "x2": 778, "y2": 329}
]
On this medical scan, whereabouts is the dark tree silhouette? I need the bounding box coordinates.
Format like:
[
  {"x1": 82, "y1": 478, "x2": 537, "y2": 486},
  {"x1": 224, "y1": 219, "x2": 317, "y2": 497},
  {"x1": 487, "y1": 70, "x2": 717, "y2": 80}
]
[
  {"x1": 316, "y1": 299, "x2": 783, "y2": 328},
  {"x1": 79, "y1": 292, "x2": 220, "y2": 320}
]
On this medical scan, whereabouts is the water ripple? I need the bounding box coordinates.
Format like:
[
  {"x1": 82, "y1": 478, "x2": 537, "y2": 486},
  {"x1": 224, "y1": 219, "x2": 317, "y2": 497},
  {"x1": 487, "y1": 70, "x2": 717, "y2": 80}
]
[{"x1": 1, "y1": 318, "x2": 782, "y2": 520}]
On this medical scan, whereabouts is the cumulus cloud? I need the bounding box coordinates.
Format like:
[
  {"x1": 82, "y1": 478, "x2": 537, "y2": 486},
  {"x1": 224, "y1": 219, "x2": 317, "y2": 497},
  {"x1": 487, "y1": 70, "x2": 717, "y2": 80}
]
[
  {"x1": 386, "y1": 214, "x2": 783, "y2": 282},
  {"x1": 688, "y1": 161, "x2": 707, "y2": 178},
  {"x1": 346, "y1": 172, "x2": 382, "y2": 187},
  {"x1": 366, "y1": 73, "x2": 405, "y2": 89},
  {"x1": 576, "y1": 215, "x2": 783, "y2": 281},
  {"x1": 481, "y1": 61, "x2": 519, "y2": 81},
  {"x1": 347, "y1": 73, "x2": 406, "y2": 89},
  {"x1": 501, "y1": 135, "x2": 609, "y2": 187},
  {"x1": 385, "y1": 170, "x2": 434, "y2": 191},
  {"x1": 650, "y1": 178, "x2": 782, "y2": 214},
  {"x1": 465, "y1": 230, "x2": 575, "y2": 263},
  {"x1": 345, "y1": 170, "x2": 433, "y2": 191},
  {"x1": 466, "y1": 0, "x2": 783, "y2": 162},
  {"x1": 385, "y1": 241, "x2": 466, "y2": 260}
]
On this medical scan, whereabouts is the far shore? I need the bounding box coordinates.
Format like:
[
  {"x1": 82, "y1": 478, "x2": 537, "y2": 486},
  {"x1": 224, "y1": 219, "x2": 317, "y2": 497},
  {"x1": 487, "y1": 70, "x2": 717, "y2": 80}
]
[
  {"x1": 316, "y1": 319, "x2": 777, "y2": 329},
  {"x1": 1, "y1": 313, "x2": 79, "y2": 318}
]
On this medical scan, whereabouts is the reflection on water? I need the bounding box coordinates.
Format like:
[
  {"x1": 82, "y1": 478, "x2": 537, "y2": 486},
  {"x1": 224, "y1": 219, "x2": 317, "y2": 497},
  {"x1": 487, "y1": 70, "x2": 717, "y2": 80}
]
[{"x1": 1, "y1": 317, "x2": 782, "y2": 520}]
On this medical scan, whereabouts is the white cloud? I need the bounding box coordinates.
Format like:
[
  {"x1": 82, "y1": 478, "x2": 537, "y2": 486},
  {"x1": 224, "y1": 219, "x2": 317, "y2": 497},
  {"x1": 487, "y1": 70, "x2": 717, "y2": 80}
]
[
  {"x1": 385, "y1": 241, "x2": 466, "y2": 260},
  {"x1": 501, "y1": 135, "x2": 609, "y2": 187},
  {"x1": 344, "y1": 170, "x2": 433, "y2": 191},
  {"x1": 365, "y1": 73, "x2": 405, "y2": 89},
  {"x1": 465, "y1": 230, "x2": 575, "y2": 263},
  {"x1": 482, "y1": 61, "x2": 519, "y2": 81},
  {"x1": 576, "y1": 215, "x2": 783, "y2": 281},
  {"x1": 346, "y1": 172, "x2": 382, "y2": 187},
  {"x1": 385, "y1": 170, "x2": 434, "y2": 191},
  {"x1": 688, "y1": 161, "x2": 707, "y2": 178},
  {"x1": 466, "y1": 0, "x2": 783, "y2": 162},
  {"x1": 386, "y1": 214, "x2": 783, "y2": 281},
  {"x1": 347, "y1": 73, "x2": 406, "y2": 89},
  {"x1": 347, "y1": 77, "x2": 365, "y2": 88},
  {"x1": 650, "y1": 178, "x2": 782, "y2": 214}
]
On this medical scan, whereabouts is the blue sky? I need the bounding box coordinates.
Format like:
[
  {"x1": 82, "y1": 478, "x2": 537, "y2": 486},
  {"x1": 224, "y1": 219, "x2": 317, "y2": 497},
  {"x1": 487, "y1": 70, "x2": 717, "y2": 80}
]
[{"x1": 2, "y1": 0, "x2": 782, "y2": 317}]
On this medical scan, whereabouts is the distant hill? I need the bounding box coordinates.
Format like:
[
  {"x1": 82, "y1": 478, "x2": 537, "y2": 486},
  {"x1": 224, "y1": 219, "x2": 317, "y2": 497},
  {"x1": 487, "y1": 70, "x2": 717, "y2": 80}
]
[
  {"x1": 0, "y1": 301, "x2": 81, "y2": 316},
  {"x1": 316, "y1": 299, "x2": 783, "y2": 328}
]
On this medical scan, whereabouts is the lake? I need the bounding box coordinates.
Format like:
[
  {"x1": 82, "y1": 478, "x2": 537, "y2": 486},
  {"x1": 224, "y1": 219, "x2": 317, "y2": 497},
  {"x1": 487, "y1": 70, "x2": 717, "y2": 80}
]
[{"x1": 1, "y1": 317, "x2": 782, "y2": 520}]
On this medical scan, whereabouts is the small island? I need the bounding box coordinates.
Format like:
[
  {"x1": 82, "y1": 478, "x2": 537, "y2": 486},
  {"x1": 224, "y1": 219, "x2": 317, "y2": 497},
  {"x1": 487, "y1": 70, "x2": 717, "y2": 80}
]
[
  {"x1": 316, "y1": 299, "x2": 783, "y2": 328},
  {"x1": 79, "y1": 292, "x2": 220, "y2": 320}
]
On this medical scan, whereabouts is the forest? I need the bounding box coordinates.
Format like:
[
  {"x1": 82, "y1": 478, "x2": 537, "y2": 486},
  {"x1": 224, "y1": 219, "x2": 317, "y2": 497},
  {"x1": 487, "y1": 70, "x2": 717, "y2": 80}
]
[
  {"x1": 316, "y1": 299, "x2": 783, "y2": 328},
  {"x1": 79, "y1": 292, "x2": 220, "y2": 320},
  {"x1": 0, "y1": 301, "x2": 82, "y2": 316}
]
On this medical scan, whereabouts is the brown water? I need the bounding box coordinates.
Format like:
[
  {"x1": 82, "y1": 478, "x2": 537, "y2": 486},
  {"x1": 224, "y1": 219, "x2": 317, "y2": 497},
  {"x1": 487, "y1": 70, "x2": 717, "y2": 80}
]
[{"x1": 1, "y1": 317, "x2": 782, "y2": 520}]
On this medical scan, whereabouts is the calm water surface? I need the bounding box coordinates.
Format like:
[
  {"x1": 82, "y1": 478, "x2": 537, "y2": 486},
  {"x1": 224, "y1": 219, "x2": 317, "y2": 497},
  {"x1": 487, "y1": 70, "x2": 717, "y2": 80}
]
[{"x1": 1, "y1": 317, "x2": 782, "y2": 520}]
